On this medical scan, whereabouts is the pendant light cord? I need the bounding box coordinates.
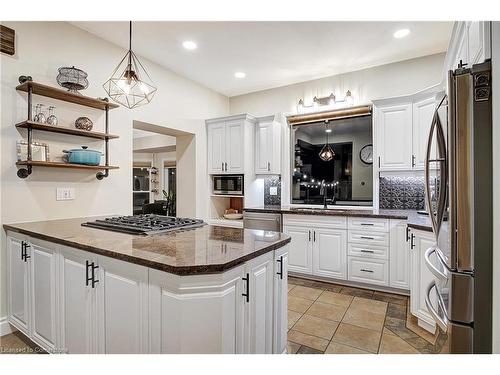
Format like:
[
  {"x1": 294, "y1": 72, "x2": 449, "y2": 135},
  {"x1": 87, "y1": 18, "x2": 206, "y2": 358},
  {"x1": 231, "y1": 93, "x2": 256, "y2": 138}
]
[{"x1": 129, "y1": 21, "x2": 132, "y2": 52}]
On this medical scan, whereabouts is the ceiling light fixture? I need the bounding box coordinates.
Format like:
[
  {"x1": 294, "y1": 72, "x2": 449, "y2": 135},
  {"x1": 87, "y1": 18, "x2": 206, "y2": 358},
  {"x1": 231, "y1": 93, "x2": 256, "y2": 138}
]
[
  {"x1": 103, "y1": 21, "x2": 157, "y2": 109},
  {"x1": 297, "y1": 90, "x2": 354, "y2": 113},
  {"x1": 234, "y1": 72, "x2": 246, "y2": 79},
  {"x1": 182, "y1": 40, "x2": 197, "y2": 50},
  {"x1": 393, "y1": 28, "x2": 410, "y2": 39},
  {"x1": 319, "y1": 122, "x2": 335, "y2": 162}
]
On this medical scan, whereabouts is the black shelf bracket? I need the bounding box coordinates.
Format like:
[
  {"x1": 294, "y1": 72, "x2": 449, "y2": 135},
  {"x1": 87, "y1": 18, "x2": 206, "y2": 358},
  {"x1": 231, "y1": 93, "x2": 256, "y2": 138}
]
[{"x1": 96, "y1": 106, "x2": 110, "y2": 180}]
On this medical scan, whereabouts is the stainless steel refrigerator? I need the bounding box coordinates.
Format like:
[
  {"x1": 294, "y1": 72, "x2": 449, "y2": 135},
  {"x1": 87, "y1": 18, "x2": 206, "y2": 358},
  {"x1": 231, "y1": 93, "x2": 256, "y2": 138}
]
[{"x1": 423, "y1": 60, "x2": 493, "y2": 354}]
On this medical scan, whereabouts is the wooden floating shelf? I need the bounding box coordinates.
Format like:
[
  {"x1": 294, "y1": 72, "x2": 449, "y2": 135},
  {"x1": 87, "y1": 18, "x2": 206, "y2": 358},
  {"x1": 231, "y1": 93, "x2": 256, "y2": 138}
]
[
  {"x1": 16, "y1": 121, "x2": 119, "y2": 140},
  {"x1": 16, "y1": 161, "x2": 119, "y2": 170},
  {"x1": 16, "y1": 81, "x2": 119, "y2": 110}
]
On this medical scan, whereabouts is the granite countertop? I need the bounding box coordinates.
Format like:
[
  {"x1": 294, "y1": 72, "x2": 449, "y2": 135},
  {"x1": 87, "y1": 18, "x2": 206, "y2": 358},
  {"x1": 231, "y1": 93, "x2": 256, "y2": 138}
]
[
  {"x1": 244, "y1": 206, "x2": 433, "y2": 232},
  {"x1": 3, "y1": 217, "x2": 291, "y2": 276}
]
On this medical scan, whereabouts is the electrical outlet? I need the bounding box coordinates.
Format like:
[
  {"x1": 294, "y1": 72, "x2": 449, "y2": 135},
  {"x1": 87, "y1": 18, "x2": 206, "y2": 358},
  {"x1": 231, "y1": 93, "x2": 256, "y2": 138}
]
[
  {"x1": 56, "y1": 188, "x2": 75, "y2": 201},
  {"x1": 269, "y1": 186, "x2": 278, "y2": 196}
]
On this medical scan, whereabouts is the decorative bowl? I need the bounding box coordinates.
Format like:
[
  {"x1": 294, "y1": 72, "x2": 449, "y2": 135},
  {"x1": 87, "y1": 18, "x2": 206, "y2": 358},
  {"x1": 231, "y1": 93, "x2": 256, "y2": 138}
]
[{"x1": 75, "y1": 117, "x2": 93, "y2": 131}]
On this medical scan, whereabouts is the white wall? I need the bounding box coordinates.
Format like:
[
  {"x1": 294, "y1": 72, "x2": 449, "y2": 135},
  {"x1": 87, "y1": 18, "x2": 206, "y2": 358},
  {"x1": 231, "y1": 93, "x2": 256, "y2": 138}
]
[
  {"x1": 0, "y1": 21, "x2": 229, "y2": 319},
  {"x1": 491, "y1": 21, "x2": 500, "y2": 354},
  {"x1": 229, "y1": 53, "x2": 445, "y2": 116}
]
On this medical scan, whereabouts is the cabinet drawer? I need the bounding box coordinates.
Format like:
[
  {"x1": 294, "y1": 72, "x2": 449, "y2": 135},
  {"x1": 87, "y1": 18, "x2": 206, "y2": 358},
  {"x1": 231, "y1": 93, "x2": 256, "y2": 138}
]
[
  {"x1": 348, "y1": 230, "x2": 389, "y2": 247},
  {"x1": 348, "y1": 243, "x2": 388, "y2": 260},
  {"x1": 348, "y1": 217, "x2": 389, "y2": 232},
  {"x1": 348, "y1": 257, "x2": 389, "y2": 286},
  {"x1": 283, "y1": 214, "x2": 346, "y2": 229}
]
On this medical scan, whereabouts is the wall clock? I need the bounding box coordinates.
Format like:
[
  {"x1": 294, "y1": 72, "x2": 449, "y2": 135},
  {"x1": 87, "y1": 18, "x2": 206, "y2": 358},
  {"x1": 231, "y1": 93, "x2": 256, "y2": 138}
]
[{"x1": 359, "y1": 144, "x2": 373, "y2": 165}]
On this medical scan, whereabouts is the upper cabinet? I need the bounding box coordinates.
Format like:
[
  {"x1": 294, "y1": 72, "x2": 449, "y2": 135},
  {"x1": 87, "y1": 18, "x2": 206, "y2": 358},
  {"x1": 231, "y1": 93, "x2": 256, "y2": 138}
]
[
  {"x1": 376, "y1": 103, "x2": 413, "y2": 170},
  {"x1": 255, "y1": 115, "x2": 281, "y2": 175},
  {"x1": 374, "y1": 89, "x2": 439, "y2": 172},
  {"x1": 206, "y1": 114, "x2": 256, "y2": 175},
  {"x1": 444, "y1": 21, "x2": 491, "y2": 76}
]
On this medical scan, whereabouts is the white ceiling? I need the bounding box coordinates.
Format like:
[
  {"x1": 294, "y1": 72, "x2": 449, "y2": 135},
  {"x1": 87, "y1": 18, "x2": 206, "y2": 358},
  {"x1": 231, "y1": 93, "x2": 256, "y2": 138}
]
[{"x1": 72, "y1": 21, "x2": 453, "y2": 97}]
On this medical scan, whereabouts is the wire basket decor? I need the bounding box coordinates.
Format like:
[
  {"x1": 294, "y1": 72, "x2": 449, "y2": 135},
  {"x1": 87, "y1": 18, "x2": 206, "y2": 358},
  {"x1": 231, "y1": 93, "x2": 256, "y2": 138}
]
[{"x1": 56, "y1": 66, "x2": 89, "y2": 93}]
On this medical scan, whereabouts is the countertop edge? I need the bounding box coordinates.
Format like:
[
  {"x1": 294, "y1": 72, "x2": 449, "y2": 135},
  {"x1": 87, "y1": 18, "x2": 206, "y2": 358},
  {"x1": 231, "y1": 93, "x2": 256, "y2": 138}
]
[{"x1": 3, "y1": 224, "x2": 292, "y2": 276}]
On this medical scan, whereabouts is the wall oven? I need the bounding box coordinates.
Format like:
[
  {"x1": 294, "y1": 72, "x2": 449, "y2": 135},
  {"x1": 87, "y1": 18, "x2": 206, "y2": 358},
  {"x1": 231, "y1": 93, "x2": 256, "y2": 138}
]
[
  {"x1": 423, "y1": 61, "x2": 493, "y2": 353},
  {"x1": 212, "y1": 175, "x2": 244, "y2": 195}
]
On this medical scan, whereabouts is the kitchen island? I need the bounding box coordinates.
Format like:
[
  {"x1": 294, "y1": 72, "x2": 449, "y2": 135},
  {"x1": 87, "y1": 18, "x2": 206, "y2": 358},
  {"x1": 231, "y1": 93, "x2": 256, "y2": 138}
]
[{"x1": 4, "y1": 218, "x2": 290, "y2": 354}]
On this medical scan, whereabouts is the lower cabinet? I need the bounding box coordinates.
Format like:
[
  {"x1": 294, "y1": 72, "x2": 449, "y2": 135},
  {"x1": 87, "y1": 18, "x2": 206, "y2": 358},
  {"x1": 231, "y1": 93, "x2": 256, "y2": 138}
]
[
  {"x1": 348, "y1": 257, "x2": 389, "y2": 286},
  {"x1": 59, "y1": 245, "x2": 149, "y2": 353},
  {"x1": 273, "y1": 245, "x2": 288, "y2": 354},
  {"x1": 312, "y1": 228, "x2": 347, "y2": 279},
  {"x1": 7, "y1": 234, "x2": 31, "y2": 336},
  {"x1": 409, "y1": 228, "x2": 437, "y2": 333},
  {"x1": 6, "y1": 231, "x2": 288, "y2": 354},
  {"x1": 389, "y1": 220, "x2": 410, "y2": 289},
  {"x1": 30, "y1": 238, "x2": 58, "y2": 351},
  {"x1": 283, "y1": 225, "x2": 312, "y2": 274}
]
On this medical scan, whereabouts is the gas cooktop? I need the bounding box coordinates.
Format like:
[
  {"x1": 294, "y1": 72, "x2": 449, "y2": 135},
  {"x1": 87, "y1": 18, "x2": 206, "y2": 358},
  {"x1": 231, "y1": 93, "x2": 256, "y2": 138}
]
[{"x1": 82, "y1": 214, "x2": 206, "y2": 235}]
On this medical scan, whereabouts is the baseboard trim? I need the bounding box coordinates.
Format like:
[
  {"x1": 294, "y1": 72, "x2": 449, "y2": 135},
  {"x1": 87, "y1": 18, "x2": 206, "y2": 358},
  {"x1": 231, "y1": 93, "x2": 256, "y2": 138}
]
[{"x1": 0, "y1": 316, "x2": 17, "y2": 336}]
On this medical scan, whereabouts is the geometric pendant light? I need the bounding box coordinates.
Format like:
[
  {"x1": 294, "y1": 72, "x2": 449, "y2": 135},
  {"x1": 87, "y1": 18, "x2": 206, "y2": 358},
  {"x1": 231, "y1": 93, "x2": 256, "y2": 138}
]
[
  {"x1": 319, "y1": 123, "x2": 335, "y2": 162},
  {"x1": 103, "y1": 21, "x2": 157, "y2": 109}
]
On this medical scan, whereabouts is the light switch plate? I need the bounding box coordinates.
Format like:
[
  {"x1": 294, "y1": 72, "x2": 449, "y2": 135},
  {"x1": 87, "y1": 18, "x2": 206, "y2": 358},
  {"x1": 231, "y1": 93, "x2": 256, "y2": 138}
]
[
  {"x1": 269, "y1": 186, "x2": 278, "y2": 196},
  {"x1": 56, "y1": 187, "x2": 75, "y2": 201}
]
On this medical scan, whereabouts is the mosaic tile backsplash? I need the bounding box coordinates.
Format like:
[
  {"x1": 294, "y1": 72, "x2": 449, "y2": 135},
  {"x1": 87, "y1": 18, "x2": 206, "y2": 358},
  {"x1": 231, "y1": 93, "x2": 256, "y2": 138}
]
[
  {"x1": 379, "y1": 176, "x2": 425, "y2": 210},
  {"x1": 264, "y1": 176, "x2": 281, "y2": 206}
]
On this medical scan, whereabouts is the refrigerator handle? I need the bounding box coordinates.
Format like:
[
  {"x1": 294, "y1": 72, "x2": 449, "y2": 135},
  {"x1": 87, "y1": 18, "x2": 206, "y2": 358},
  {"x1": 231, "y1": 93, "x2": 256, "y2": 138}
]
[
  {"x1": 424, "y1": 111, "x2": 439, "y2": 234},
  {"x1": 425, "y1": 281, "x2": 449, "y2": 333},
  {"x1": 424, "y1": 246, "x2": 448, "y2": 281}
]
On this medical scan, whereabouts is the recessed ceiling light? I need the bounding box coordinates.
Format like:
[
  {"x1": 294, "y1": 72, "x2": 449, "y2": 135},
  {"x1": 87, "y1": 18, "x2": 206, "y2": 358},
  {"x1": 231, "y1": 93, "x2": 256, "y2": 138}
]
[
  {"x1": 182, "y1": 41, "x2": 197, "y2": 50},
  {"x1": 234, "y1": 72, "x2": 246, "y2": 79},
  {"x1": 393, "y1": 29, "x2": 410, "y2": 39},
  {"x1": 325, "y1": 129, "x2": 332, "y2": 133}
]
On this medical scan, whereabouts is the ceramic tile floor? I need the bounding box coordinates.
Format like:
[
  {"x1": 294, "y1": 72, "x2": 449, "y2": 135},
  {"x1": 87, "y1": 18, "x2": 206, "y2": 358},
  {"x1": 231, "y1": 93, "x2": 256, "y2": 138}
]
[
  {"x1": 287, "y1": 276, "x2": 448, "y2": 354},
  {"x1": 0, "y1": 276, "x2": 447, "y2": 355}
]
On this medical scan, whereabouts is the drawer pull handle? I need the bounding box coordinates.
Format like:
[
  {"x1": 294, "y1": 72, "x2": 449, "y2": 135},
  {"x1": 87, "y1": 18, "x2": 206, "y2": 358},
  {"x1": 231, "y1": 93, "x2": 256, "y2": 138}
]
[
  {"x1": 360, "y1": 268, "x2": 374, "y2": 273},
  {"x1": 360, "y1": 223, "x2": 374, "y2": 226},
  {"x1": 360, "y1": 236, "x2": 374, "y2": 240},
  {"x1": 360, "y1": 249, "x2": 374, "y2": 253}
]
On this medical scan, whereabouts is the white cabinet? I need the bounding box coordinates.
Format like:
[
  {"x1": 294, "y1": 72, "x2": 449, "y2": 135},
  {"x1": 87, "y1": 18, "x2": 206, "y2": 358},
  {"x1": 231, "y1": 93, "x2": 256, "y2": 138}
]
[
  {"x1": 7, "y1": 234, "x2": 30, "y2": 336},
  {"x1": 206, "y1": 114, "x2": 255, "y2": 174},
  {"x1": 225, "y1": 119, "x2": 245, "y2": 173},
  {"x1": 95, "y1": 255, "x2": 149, "y2": 354},
  {"x1": 207, "y1": 121, "x2": 226, "y2": 174},
  {"x1": 58, "y1": 246, "x2": 96, "y2": 354},
  {"x1": 467, "y1": 21, "x2": 489, "y2": 65},
  {"x1": 243, "y1": 251, "x2": 274, "y2": 354},
  {"x1": 283, "y1": 215, "x2": 347, "y2": 281},
  {"x1": 283, "y1": 225, "x2": 312, "y2": 274},
  {"x1": 376, "y1": 103, "x2": 413, "y2": 170},
  {"x1": 409, "y1": 228, "x2": 436, "y2": 333},
  {"x1": 312, "y1": 228, "x2": 347, "y2": 279},
  {"x1": 255, "y1": 115, "x2": 281, "y2": 174},
  {"x1": 273, "y1": 245, "x2": 288, "y2": 354},
  {"x1": 389, "y1": 220, "x2": 410, "y2": 290},
  {"x1": 412, "y1": 96, "x2": 436, "y2": 169},
  {"x1": 30, "y1": 238, "x2": 58, "y2": 351}
]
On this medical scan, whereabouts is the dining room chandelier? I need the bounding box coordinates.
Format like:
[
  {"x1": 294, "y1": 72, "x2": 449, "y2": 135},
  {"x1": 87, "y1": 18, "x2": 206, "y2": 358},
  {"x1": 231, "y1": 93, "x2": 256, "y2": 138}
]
[{"x1": 103, "y1": 21, "x2": 157, "y2": 109}]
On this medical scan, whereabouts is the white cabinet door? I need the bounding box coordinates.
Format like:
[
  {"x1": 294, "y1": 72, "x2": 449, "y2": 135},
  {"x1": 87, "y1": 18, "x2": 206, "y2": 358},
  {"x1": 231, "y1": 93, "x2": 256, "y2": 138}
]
[
  {"x1": 412, "y1": 96, "x2": 436, "y2": 169},
  {"x1": 30, "y1": 238, "x2": 58, "y2": 350},
  {"x1": 273, "y1": 245, "x2": 288, "y2": 354},
  {"x1": 59, "y1": 246, "x2": 96, "y2": 354},
  {"x1": 376, "y1": 103, "x2": 413, "y2": 170},
  {"x1": 410, "y1": 229, "x2": 436, "y2": 332},
  {"x1": 225, "y1": 120, "x2": 245, "y2": 174},
  {"x1": 283, "y1": 225, "x2": 312, "y2": 274},
  {"x1": 467, "y1": 21, "x2": 488, "y2": 64},
  {"x1": 255, "y1": 119, "x2": 281, "y2": 174},
  {"x1": 389, "y1": 220, "x2": 410, "y2": 289},
  {"x1": 255, "y1": 121, "x2": 272, "y2": 174},
  {"x1": 244, "y1": 251, "x2": 274, "y2": 354},
  {"x1": 207, "y1": 121, "x2": 226, "y2": 174},
  {"x1": 456, "y1": 29, "x2": 469, "y2": 69},
  {"x1": 95, "y1": 256, "x2": 149, "y2": 354},
  {"x1": 7, "y1": 234, "x2": 30, "y2": 335},
  {"x1": 312, "y1": 228, "x2": 347, "y2": 280}
]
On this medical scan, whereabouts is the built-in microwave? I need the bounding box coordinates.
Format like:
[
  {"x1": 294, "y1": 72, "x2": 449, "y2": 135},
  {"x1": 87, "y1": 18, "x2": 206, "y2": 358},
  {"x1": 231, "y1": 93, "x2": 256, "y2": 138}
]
[{"x1": 212, "y1": 175, "x2": 244, "y2": 195}]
